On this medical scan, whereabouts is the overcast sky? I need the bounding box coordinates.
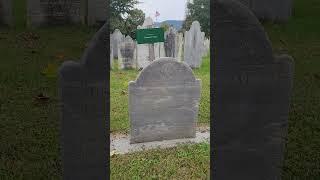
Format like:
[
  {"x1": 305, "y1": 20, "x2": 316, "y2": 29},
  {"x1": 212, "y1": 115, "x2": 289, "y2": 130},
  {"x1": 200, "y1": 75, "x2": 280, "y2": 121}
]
[{"x1": 136, "y1": 0, "x2": 188, "y2": 22}]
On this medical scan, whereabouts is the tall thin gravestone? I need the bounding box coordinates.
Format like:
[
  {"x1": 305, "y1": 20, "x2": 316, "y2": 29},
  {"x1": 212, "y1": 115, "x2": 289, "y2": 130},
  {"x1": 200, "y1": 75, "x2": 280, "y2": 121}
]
[
  {"x1": 0, "y1": 0, "x2": 12, "y2": 26},
  {"x1": 59, "y1": 23, "x2": 108, "y2": 179},
  {"x1": 111, "y1": 29, "x2": 124, "y2": 59},
  {"x1": 177, "y1": 33, "x2": 184, "y2": 62},
  {"x1": 212, "y1": 0, "x2": 294, "y2": 179},
  {"x1": 164, "y1": 27, "x2": 176, "y2": 58},
  {"x1": 129, "y1": 58, "x2": 201, "y2": 143},
  {"x1": 184, "y1": 21, "x2": 204, "y2": 68},
  {"x1": 118, "y1": 36, "x2": 137, "y2": 70}
]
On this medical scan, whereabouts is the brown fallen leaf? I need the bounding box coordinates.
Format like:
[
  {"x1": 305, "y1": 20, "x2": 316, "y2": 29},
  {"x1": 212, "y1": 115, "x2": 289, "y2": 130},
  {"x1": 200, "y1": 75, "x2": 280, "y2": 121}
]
[
  {"x1": 121, "y1": 90, "x2": 127, "y2": 95},
  {"x1": 35, "y1": 93, "x2": 50, "y2": 101}
]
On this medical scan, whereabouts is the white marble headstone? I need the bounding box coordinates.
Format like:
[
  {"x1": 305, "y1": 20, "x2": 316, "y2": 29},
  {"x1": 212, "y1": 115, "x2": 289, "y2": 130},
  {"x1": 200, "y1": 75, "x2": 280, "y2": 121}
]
[{"x1": 184, "y1": 21, "x2": 204, "y2": 68}]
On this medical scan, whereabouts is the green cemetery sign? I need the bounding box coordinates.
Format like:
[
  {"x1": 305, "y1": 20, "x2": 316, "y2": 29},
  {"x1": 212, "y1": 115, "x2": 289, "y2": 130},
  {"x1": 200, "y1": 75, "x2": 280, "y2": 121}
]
[{"x1": 136, "y1": 28, "x2": 165, "y2": 44}]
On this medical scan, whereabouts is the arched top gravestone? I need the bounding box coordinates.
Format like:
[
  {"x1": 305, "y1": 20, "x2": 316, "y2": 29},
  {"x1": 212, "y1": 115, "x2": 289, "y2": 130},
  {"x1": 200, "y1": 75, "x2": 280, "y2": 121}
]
[
  {"x1": 133, "y1": 58, "x2": 196, "y2": 87},
  {"x1": 129, "y1": 58, "x2": 201, "y2": 143},
  {"x1": 59, "y1": 23, "x2": 108, "y2": 180},
  {"x1": 212, "y1": 0, "x2": 294, "y2": 180}
]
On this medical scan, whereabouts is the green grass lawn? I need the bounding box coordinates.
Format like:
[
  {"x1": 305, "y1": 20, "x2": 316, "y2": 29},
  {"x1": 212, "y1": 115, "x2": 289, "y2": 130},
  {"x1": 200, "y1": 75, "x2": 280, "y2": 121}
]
[
  {"x1": 0, "y1": 0, "x2": 320, "y2": 179},
  {"x1": 111, "y1": 143, "x2": 210, "y2": 180}
]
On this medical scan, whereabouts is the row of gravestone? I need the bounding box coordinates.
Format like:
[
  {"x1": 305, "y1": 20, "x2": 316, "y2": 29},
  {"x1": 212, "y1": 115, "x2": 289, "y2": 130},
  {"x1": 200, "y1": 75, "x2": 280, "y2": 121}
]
[
  {"x1": 110, "y1": 18, "x2": 210, "y2": 70},
  {"x1": 0, "y1": 0, "x2": 106, "y2": 26}
]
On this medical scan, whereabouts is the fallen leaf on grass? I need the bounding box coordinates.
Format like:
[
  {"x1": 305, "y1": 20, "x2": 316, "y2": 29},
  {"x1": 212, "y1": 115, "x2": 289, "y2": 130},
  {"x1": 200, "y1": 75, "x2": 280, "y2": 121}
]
[
  {"x1": 54, "y1": 52, "x2": 66, "y2": 61},
  {"x1": 121, "y1": 90, "x2": 127, "y2": 95},
  {"x1": 35, "y1": 93, "x2": 50, "y2": 101},
  {"x1": 41, "y1": 63, "x2": 58, "y2": 78}
]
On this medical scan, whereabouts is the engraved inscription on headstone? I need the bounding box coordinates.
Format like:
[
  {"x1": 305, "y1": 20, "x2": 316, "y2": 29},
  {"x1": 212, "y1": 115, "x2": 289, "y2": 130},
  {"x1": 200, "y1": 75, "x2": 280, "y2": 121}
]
[
  {"x1": 59, "y1": 23, "x2": 108, "y2": 180},
  {"x1": 129, "y1": 58, "x2": 201, "y2": 143},
  {"x1": 212, "y1": 0, "x2": 294, "y2": 179}
]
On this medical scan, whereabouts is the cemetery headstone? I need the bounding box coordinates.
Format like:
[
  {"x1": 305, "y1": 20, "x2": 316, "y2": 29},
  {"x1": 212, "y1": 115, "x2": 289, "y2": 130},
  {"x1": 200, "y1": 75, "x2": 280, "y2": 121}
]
[
  {"x1": 164, "y1": 27, "x2": 176, "y2": 58},
  {"x1": 238, "y1": 0, "x2": 292, "y2": 22},
  {"x1": 27, "y1": 0, "x2": 84, "y2": 27},
  {"x1": 111, "y1": 29, "x2": 124, "y2": 59},
  {"x1": 204, "y1": 38, "x2": 210, "y2": 56},
  {"x1": 212, "y1": 0, "x2": 294, "y2": 179},
  {"x1": 110, "y1": 37, "x2": 113, "y2": 69},
  {"x1": 129, "y1": 58, "x2": 201, "y2": 143},
  {"x1": 59, "y1": 22, "x2": 108, "y2": 179},
  {"x1": 177, "y1": 33, "x2": 184, "y2": 62},
  {"x1": 118, "y1": 36, "x2": 137, "y2": 70},
  {"x1": 184, "y1": 21, "x2": 204, "y2": 68},
  {"x1": 0, "y1": 0, "x2": 12, "y2": 26}
]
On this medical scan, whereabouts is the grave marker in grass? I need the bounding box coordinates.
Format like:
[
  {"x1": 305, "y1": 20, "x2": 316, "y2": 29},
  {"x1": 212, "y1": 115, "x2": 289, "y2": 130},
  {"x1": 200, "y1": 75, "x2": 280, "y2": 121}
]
[{"x1": 212, "y1": 0, "x2": 294, "y2": 179}]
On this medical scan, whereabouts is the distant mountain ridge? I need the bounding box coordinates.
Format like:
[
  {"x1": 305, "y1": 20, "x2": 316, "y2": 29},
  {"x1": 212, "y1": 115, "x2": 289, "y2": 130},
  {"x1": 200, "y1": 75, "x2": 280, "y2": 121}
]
[{"x1": 154, "y1": 20, "x2": 184, "y2": 30}]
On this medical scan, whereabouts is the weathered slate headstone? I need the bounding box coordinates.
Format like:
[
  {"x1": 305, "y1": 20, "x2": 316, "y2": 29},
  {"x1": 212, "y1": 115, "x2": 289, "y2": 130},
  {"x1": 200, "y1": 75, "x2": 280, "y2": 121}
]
[
  {"x1": 87, "y1": 0, "x2": 107, "y2": 26},
  {"x1": 238, "y1": 0, "x2": 292, "y2": 22},
  {"x1": 129, "y1": 58, "x2": 201, "y2": 143},
  {"x1": 184, "y1": 21, "x2": 204, "y2": 68},
  {"x1": 59, "y1": 22, "x2": 108, "y2": 179},
  {"x1": 0, "y1": 0, "x2": 12, "y2": 26},
  {"x1": 212, "y1": 0, "x2": 294, "y2": 179},
  {"x1": 111, "y1": 29, "x2": 124, "y2": 59},
  {"x1": 164, "y1": 27, "x2": 176, "y2": 58},
  {"x1": 177, "y1": 33, "x2": 184, "y2": 62},
  {"x1": 118, "y1": 36, "x2": 137, "y2": 70}
]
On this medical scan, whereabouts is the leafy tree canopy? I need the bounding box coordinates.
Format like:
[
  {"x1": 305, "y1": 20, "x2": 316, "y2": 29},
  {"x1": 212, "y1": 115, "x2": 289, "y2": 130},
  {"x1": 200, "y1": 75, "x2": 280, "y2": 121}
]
[
  {"x1": 182, "y1": 0, "x2": 210, "y2": 37},
  {"x1": 110, "y1": 0, "x2": 145, "y2": 37}
]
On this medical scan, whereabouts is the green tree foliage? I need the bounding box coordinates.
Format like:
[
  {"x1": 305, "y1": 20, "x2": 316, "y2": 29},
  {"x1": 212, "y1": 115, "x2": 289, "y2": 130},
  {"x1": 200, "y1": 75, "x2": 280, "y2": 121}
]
[
  {"x1": 160, "y1": 23, "x2": 170, "y2": 32},
  {"x1": 110, "y1": 0, "x2": 145, "y2": 36},
  {"x1": 182, "y1": 0, "x2": 210, "y2": 37}
]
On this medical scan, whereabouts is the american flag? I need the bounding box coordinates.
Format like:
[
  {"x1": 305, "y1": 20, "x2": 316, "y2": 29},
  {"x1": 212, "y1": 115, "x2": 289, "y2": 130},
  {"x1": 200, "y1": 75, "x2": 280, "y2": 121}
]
[{"x1": 155, "y1": 11, "x2": 160, "y2": 17}]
